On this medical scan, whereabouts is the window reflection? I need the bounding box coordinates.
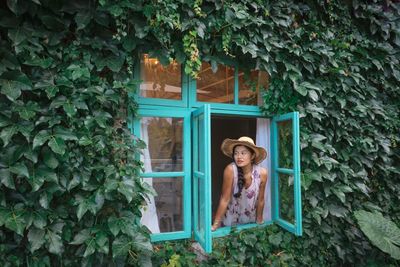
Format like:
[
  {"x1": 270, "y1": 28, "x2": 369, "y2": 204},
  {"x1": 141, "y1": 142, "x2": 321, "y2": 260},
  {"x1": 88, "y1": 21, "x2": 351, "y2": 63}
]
[
  {"x1": 238, "y1": 70, "x2": 269, "y2": 105},
  {"x1": 141, "y1": 117, "x2": 183, "y2": 172},
  {"x1": 197, "y1": 62, "x2": 234, "y2": 103},
  {"x1": 140, "y1": 54, "x2": 181, "y2": 100},
  {"x1": 153, "y1": 178, "x2": 183, "y2": 233}
]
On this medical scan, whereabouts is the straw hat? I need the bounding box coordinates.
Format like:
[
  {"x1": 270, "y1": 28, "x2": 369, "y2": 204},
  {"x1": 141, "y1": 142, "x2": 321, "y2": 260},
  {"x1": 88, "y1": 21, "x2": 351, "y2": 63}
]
[{"x1": 221, "y1": 136, "x2": 267, "y2": 164}]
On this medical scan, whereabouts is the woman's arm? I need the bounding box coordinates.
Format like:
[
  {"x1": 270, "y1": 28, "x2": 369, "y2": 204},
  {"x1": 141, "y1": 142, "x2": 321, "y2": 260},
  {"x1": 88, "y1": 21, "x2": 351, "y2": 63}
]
[
  {"x1": 211, "y1": 164, "x2": 234, "y2": 231},
  {"x1": 256, "y1": 167, "x2": 268, "y2": 224}
]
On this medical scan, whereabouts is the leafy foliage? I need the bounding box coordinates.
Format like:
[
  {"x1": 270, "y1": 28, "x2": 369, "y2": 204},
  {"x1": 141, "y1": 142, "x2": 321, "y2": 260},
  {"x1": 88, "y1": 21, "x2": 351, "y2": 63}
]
[
  {"x1": 0, "y1": 0, "x2": 399, "y2": 266},
  {"x1": 355, "y1": 210, "x2": 400, "y2": 260},
  {"x1": 0, "y1": 0, "x2": 152, "y2": 266}
]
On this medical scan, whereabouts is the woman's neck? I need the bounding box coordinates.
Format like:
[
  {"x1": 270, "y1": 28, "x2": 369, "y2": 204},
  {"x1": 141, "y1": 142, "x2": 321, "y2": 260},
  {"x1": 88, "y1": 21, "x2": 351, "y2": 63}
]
[{"x1": 241, "y1": 164, "x2": 252, "y2": 175}]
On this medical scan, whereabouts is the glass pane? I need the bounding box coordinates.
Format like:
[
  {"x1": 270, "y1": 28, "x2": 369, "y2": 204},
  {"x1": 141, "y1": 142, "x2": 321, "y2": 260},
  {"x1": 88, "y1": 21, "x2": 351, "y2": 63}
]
[
  {"x1": 278, "y1": 120, "x2": 293, "y2": 169},
  {"x1": 140, "y1": 54, "x2": 181, "y2": 100},
  {"x1": 278, "y1": 173, "x2": 294, "y2": 224},
  {"x1": 198, "y1": 114, "x2": 204, "y2": 172},
  {"x1": 197, "y1": 62, "x2": 234, "y2": 103},
  {"x1": 141, "y1": 117, "x2": 183, "y2": 172},
  {"x1": 198, "y1": 177, "x2": 205, "y2": 234},
  {"x1": 238, "y1": 70, "x2": 269, "y2": 105},
  {"x1": 147, "y1": 177, "x2": 183, "y2": 233}
]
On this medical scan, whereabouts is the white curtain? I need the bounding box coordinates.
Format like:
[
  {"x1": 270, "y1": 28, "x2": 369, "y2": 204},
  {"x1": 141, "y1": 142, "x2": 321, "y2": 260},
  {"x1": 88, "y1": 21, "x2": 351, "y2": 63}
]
[
  {"x1": 140, "y1": 118, "x2": 160, "y2": 233},
  {"x1": 256, "y1": 118, "x2": 272, "y2": 222}
]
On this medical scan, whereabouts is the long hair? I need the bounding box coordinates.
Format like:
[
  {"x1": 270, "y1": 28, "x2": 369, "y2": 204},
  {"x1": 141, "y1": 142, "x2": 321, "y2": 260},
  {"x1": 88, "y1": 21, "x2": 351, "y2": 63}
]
[{"x1": 232, "y1": 145, "x2": 254, "y2": 198}]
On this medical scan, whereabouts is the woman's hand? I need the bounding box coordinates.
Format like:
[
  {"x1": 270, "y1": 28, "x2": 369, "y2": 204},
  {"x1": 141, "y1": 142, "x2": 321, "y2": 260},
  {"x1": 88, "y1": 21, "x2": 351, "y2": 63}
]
[{"x1": 211, "y1": 220, "x2": 221, "y2": 231}]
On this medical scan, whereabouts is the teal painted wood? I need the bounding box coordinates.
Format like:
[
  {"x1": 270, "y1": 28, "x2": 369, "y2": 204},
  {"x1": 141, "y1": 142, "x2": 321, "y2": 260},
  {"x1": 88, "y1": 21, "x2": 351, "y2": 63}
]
[
  {"x1": 133, "y1": 56, "x2": 188, "y2": 108},
  {"x1": 151, "y1": 231, "x2": 190, "y2": 242},
  {"x1": 271, "y1": 117, "x2": 279, "y2": 223},
  {"x1": 212, "y1": 220, "x2": 273, "y2": 238},
  {"x1": 293, "y1": 112, "x2": 302, "y2": 236},
  {"x1": 271, "y1": 112, "x2": 302, "y2": 236},
  {"x1": 140, "y1": 172, "x2": 185, "y2": 178},
  {"x1": 234, "y1": 66, "x2": 239, "y2": 105},
  {"x1": 134, "y1": 109, "x2": 192, "y2": 242},
  {"x1": 192, "y1": 104, "x2": 212, "y2": 253}
]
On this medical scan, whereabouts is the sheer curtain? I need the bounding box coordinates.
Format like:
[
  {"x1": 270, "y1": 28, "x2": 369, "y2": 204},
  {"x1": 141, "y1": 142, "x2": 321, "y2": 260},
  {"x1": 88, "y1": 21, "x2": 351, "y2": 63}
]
[
  {"x1": 256, "y1": 118, "x2": 272, "y2": 222},
  {"x1": 140, "y1": 117, "x2": 160, "y2": 233}
]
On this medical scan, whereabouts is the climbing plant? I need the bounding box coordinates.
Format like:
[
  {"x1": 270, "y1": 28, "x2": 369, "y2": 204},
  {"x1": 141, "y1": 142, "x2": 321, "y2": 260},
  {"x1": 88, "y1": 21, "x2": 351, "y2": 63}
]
[{"x1": 0, "y1": 0, "x2": 399, "y2": 266}]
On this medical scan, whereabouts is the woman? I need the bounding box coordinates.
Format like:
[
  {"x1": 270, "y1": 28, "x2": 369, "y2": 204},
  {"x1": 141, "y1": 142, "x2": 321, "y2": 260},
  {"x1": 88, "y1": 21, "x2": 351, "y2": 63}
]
[{"x1": 212, "y1": 136, "x2": 268, "y2": 231}]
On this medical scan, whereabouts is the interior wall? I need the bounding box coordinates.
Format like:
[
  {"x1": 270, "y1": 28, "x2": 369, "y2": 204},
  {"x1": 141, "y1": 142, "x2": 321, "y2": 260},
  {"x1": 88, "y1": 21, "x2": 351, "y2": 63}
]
[{"x1": 211, "y1": 116, "x2": 256, "y2": 216}]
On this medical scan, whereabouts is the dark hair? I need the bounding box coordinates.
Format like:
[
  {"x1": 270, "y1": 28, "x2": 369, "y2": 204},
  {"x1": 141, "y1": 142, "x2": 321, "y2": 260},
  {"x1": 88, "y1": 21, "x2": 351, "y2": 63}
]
[{"x1": 232, "y1": 145, "x2": 254, "y2": 198}]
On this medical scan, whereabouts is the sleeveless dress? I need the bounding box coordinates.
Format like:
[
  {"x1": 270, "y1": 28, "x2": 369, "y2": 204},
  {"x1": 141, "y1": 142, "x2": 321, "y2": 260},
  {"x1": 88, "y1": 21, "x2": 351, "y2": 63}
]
[{"x1": 222, "y1": 163, "x2": 261, "y2": 226}]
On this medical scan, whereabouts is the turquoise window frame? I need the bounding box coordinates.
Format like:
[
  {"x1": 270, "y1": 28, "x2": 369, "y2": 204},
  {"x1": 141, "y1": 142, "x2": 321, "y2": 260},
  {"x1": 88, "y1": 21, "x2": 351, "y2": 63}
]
[
  {"x1": 192, "y1": 104, "x2": 212, "y2": 253},
  {"x1": 133, "y1": 58, "x2": 190, "y2": 108},
  {"x1": 188, "y1": 63, "x2": 261, "y2": 113},
  {"x1": 133, "y1": 109, "x2": 192, "y2": 242},
  {"x1": 271, "y1": 112, "x2": 302, "y2": 236},
  {"x1": 131, "y1": 54, "x2": 303, "y2": 252}
]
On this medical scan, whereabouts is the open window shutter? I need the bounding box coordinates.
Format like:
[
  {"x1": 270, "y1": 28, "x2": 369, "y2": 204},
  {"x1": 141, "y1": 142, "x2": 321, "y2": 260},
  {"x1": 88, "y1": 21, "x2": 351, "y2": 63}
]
[
  {"x1": 192, "y1": 104, "x2": 212, "y2": 252},
  {"x1": 271, "y1": 112, "x2": 302, "y2": 236}
]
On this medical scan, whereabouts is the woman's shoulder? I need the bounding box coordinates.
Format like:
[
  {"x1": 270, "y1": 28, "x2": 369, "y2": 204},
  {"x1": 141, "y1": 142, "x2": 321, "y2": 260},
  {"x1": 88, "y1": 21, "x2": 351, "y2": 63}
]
[
  {"x1": 255, "y1": 165, "x2": 268, "y2": 182},
  {"x1": 223, "y1": 163, "x2": 235, "y2": 175}
]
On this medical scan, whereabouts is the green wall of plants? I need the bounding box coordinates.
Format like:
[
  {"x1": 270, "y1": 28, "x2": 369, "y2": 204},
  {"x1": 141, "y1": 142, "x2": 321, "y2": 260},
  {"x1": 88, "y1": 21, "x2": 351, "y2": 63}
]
[{"x1": 0, "y1": 0, "x2": 399, "y2": 266}]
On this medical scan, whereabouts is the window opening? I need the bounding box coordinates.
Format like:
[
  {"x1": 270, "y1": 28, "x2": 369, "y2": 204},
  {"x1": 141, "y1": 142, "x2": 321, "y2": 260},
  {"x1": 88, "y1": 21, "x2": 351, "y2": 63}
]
[{"x1": 211, "y1": 115, "x2": 272, "y2": 232}]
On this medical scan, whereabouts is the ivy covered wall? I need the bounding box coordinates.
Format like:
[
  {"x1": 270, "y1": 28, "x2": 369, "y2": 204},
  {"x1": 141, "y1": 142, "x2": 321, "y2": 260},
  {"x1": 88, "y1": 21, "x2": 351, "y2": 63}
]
[{"x1": 0, "y1": 0, "x2": 399, "y2": 266}]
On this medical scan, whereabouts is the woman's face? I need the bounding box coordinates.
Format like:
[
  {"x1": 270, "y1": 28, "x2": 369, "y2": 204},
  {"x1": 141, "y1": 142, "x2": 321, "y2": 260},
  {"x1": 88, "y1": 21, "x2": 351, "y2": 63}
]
[{"x1": 233, "y1": 145, "x2": 254, "y2": 167}]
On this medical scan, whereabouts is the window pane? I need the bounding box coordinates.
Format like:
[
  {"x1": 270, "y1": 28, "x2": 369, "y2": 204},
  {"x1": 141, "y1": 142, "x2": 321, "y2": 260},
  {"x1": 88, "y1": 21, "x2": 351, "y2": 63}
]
[
  {"x1": 238, "y1": 70, "x2": 269, "y2": 105},
  {"x1": 197, "y1": 114, "x2": 204, "y2": 172},
  {"x1": 146, "y1": 177, "x2": 183, "y2": 233},
  {"x1": 141, "y1": 117, "x2": 183, "y2": 172},
  {"x1": 140, "y1": 54, "x2": 181, "y2": 100},
  {"x1": 278, "y1": 173, "x2": 294, "y2": 224},
  {"x1": 197, "y1": 62, "x2": 234, "y2": 103},
  {"x1": 198, "y1": 177, "x2": 205, "y2": 234},
  {"x1": 277, "y1": 120, "x2": 293, "y2": 169}
]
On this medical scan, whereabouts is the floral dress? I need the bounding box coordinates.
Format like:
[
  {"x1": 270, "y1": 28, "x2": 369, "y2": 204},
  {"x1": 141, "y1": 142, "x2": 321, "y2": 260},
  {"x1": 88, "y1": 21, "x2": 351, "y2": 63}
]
[{"x1": 223, "y1": 163, "x2": 261, "y2": 226}]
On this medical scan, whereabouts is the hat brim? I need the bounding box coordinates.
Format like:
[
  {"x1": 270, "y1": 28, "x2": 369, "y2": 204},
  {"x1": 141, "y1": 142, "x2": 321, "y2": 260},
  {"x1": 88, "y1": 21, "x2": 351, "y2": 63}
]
[{"x1": 221, "y1": 138, "x2": 267, "y2": 164}]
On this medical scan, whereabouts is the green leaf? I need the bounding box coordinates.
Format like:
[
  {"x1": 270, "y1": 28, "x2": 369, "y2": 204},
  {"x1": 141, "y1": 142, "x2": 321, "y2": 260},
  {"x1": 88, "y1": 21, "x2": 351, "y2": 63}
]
[
  {"x1": 76, "y1": 198, "x2": 89, "y2": 221},
  {"x1": 83, "y1": 236, "x2": 96, "y2": 257},
  {"x1": 33, "y1": 130, "x2": 51, "y2": 149},
  {"x1": 75, "y1": 11, "x2": 92, "y2": 30},
  {"x1": 27, "y1": 170, "x2": 45, "y2": 192},
  {"x1": 10, "y1": 162, "x2": 29, "y2": 178},
  {"x1": 24, "y1": 57, "x2": 53, "y2": 69},
  {"x1": 355, "y1": 210, "x2": 400, "y2": 260},
  {"x1": 268, "y1": 232, "x2": 283, "y2": 246},
  {"x1": 46, "y1": 230, "x2": 63, "y2": 255},
  {"x1": 70, "y1": 229, "x2": 90, "y2": 245},
  {"x1": 48, "y1": 137, "x2": 66, "y2": 155},
  {"x1": 0, "y1": 115, "x2": 11, "y2": 128},
  {"x1": 18, "y1": 101, "x2": 39, "y2": 120},
  {"x1": 308, "y1": 90, "x2": 319, "y2": 101},
  {"x1": 95, "y1": 55, "x2": 126, "y2": 72},
  {"x1": 28, "y1": 228, "x2": 46, "y2": 252},
  {"x1": 8, "y1": 27, "x2": 30, "y2": 45},
  {"x1": 43, "y1": 149, "x2": 59, "y2": 169},
  {"x1": 118, "y1": 178, "x2": 135, "y2": 203},
  {"x1": 0, "y1": 125, "x2": 17, "y2": 146},
  {"x1": 0, "y1": 168, "x2": 15, "y2": 189},
  {"x1": 112, "y1": 236, "x2": 132, "y2": 258},
  {"x1": 54, "y1": 127, "x2": 78, "y2": 140},
  {"x1": 0, "y1": 79, "x2": 21, "y2": 101},
  {"x1": 63, "y1": 102, "x2": 77, "y2": 117},
  {"x1": 5, "y1": 208, "x2": 25, "y2": 236},
  {"x1": 45, "y1": 86, "x2": 59, "y2": 99}
]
